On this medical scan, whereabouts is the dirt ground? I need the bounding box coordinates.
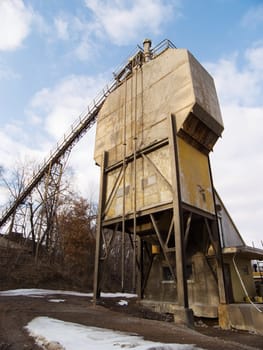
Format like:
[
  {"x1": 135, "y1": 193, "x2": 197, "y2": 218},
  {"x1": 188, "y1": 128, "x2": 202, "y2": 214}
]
[{"x1": 0, "y1": 292, "x2": 262, "y2": 350}]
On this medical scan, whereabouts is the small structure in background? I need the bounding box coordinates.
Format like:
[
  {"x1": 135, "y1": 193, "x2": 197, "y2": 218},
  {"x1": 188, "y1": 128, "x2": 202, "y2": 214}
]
[
  {"x1": 93, "y1": 39, "x2": 263, "y2": 334},
  {"x1": 253, "y1": 259, "x2": 263, "y2": 298}
]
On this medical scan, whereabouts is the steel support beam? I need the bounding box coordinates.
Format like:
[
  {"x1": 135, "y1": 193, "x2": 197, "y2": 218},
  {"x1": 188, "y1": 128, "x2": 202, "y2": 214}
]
[
  {"x1": 208, "y1": 158, "x2": 227, "y2": 304},
  {"x1": 168, "y1": 114, "x2": 189, "y2": 308},
  {"x1": 150, "y1": 213, "x2": 176, "y2": 281},
  {"x1": 184, "y1": 212, "x2": 192, "y2": 249},
  {"x1": 93, "y1": 151, "x2": 107, "y2": 302}
]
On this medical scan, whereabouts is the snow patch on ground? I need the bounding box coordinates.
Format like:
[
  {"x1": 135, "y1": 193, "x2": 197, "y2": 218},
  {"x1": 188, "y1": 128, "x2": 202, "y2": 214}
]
[
  {"x1": 0, "y1": 288, "x2": 91, "y2": 297},
  {"x1": 118, "y1": 299, "x2": 128, "y2": 306},
  {"x1": 25, "y1": 317, "x2": 202, "y2": 350},
  {"x1": 0, "y1": 288, "x2": 137, "y2": 299}
]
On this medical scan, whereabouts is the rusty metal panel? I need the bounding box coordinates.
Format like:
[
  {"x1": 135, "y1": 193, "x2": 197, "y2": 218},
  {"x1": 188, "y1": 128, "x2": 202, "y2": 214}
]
[
  {"x1": 177, "y1": 137, "x2": 215, "y2": 214},
  {"x1": 104, "y1": 145, "x2": 173, "y2": 220},
  {"x1": 215, "y1": 191, "x2": 245, "y2": 248}
]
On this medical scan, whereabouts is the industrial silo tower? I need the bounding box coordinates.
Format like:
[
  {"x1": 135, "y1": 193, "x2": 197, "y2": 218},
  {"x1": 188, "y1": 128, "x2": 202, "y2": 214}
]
[{"x1": 93, "y1": 39, "x2": 226, "y2": 325}]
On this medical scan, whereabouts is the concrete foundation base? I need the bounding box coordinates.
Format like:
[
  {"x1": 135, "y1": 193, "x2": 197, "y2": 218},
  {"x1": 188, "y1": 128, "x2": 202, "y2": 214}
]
[
  {"x1": 218, "y1": 303, "x2": 263, "y2": 335},
  {"x1": 140, "y1": 300, "x2": 194, "y2": 328},
  {"x1": 190, "y1": 303, "x2": 218, "y2": 318}
]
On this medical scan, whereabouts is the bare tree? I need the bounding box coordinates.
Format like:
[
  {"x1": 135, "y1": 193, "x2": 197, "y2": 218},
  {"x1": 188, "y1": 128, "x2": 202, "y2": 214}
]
[
  {"x1": 0, "y1": 161, "x2": 33, "y2": 238},
  {"x1": 0, "y1": 160, "x2": 70, "y2": 260},
  {"x1": 57, "y1": 194, "x2": 96, "y2": 272}
]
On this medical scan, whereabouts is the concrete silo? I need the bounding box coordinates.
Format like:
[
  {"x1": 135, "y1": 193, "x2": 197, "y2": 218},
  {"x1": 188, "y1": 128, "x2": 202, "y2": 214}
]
[{"x1": 93, "y1": 39, "x2": 226, "y2": 325}]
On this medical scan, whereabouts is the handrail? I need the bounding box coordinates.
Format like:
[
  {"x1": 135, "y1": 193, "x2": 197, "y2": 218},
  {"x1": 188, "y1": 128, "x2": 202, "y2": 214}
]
[
  {"x1": 151, "y1": 39, "x2": 176, "y2": 56},
  {"x1": 0, "y1": 81, "x2": 116, "y2": 227}
]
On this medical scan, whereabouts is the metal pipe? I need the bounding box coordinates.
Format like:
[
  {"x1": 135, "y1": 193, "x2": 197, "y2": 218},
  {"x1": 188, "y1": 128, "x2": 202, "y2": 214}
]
[
  {"x1": 132, "y1": 67, "x2": 138, "y2": 292},
  {"x1": 232, "y1": 254, "x2": 262, "y2": 313},
  {"x1": 121, "y1": 77, "x2": 128, "y2": 292},
  {"x1": 184, "y1": 212, "x2": 192, "y2": 249},
  {"x1": 143, "y1": 38, "x2": 152, "y2": 62}
]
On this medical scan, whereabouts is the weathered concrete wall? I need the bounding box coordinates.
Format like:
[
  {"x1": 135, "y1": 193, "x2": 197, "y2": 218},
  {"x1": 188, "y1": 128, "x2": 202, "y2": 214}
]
[
  {"x1": 188, "y1": 253, "x2": 219, "y2": 317},
  {"x1": 224, "y1": 255, "x2": 256, "y2": 302},
  {"x1": 219, "y1": 303, "x2": 263, "y2": 335},
  {"x1": 144, "y1": 249, "x2": 258, "y2": 319},
  {"x1": 143, "y1": 255, "x2": 177, "y2": 302},
  {"x1": 95, "y1": 48, "x2": 223, "y2": 221},
  {"x1": 95, "y1": 48, "x2": 223, "y2": 166},
  {"x1": 144, "y1": 251, "x2": 219, "y2": 317}
]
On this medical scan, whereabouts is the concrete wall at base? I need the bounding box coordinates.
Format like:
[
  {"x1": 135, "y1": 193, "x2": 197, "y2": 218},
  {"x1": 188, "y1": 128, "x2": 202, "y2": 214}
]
[
  {"x1": 144, "y1": 251, "x2": 219, "y2": 318},
  {"x1": 224, "y1": 255, "x2": 256, "y2": 302},
  {"x1": 219, "y1": 303, "x2": 263, "y2": 335},
  {"x1": 188, "y1": 253, "x2": 219, "y2": 317},
  {"x1": 144, "y1": 254, "x2": 177, "y2": 302}
]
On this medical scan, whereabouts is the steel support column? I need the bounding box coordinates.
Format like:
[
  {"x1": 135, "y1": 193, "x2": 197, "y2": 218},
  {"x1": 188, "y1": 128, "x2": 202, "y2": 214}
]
[
  {"x1": 93, "y1": 151, "x2": 107, "y2": 303},
  {"x1": 168, "y1": 114, "x2": 189, "y2": 308},
  {"x1": 136, "y1": 235, "x2": 142, "y2": 298},
  {"x1": 208, "y1": 158, "x2": 227, "y2": 305}
]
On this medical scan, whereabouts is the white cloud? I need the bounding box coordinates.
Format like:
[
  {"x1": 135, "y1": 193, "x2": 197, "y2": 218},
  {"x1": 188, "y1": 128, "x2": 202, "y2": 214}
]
[
  {"x1": 0, "y1": 0, "x2": 34, "y2": 51},
  {"x1": 245, "y1": 45, "x2": 263, "y2": 71},
  {"x1": 54, "y1": 17, "x2": 69, "y2": 40},
  {"x1": 0, "y1": 77, "x2": 107, "y2": 207},
  {"x1": 0, "y1": 122, "x2": 44, "y2": 165},
  {"x1": 0, "y1": 70, "x2": 109, "y2": 210},
  {"x1": 84, "y1": 0, "x2": 178, "y2": 45},
  {"x1": 52, "y1": 0, "x2": 178, "y2": 60},
  {"x1": 207, "y1": 45, "x2": 263, "y2": 248},
  {"x1": 242, "y1": 4, "x2": 263, "y2": 28},
  {"x1": 28, "y1": 74, "x2": 107, "y2": 140},
  {"x1": 29, "y1": 114, "x2": 43, "y2": 126},
  {"x1": 27, "y1": 74, "x2": 109, "y2": 199},
  {"x1": 52, "y1": 14, "x2": 99, "y2": 61},
  {"x1": 0, "y1": 124, "x2": 47, "y2": 207},
  {"x1": 68, "y1": 130, "x2": 100, "y2": 201},
  {"x1": 0, "y1": 61, "x2": 20, "y2": 80},
  {"x1": 206, "y1": 51, "x2": 263, "y2": 107},
  {"x1": 74, "y1": 38, "x2": 93, "y2": 61}
]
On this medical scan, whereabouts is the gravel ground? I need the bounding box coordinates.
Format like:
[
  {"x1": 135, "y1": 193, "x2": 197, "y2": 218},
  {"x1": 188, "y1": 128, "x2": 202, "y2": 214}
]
[{"x1": 0, "y1": 293, "x2": 262, "y2": 350}]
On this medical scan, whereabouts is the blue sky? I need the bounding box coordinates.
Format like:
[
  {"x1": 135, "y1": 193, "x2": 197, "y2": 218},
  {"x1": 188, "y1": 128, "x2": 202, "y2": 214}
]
[{"x1": 0, "y1": 0, "x2": 262, "y2": 248}]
